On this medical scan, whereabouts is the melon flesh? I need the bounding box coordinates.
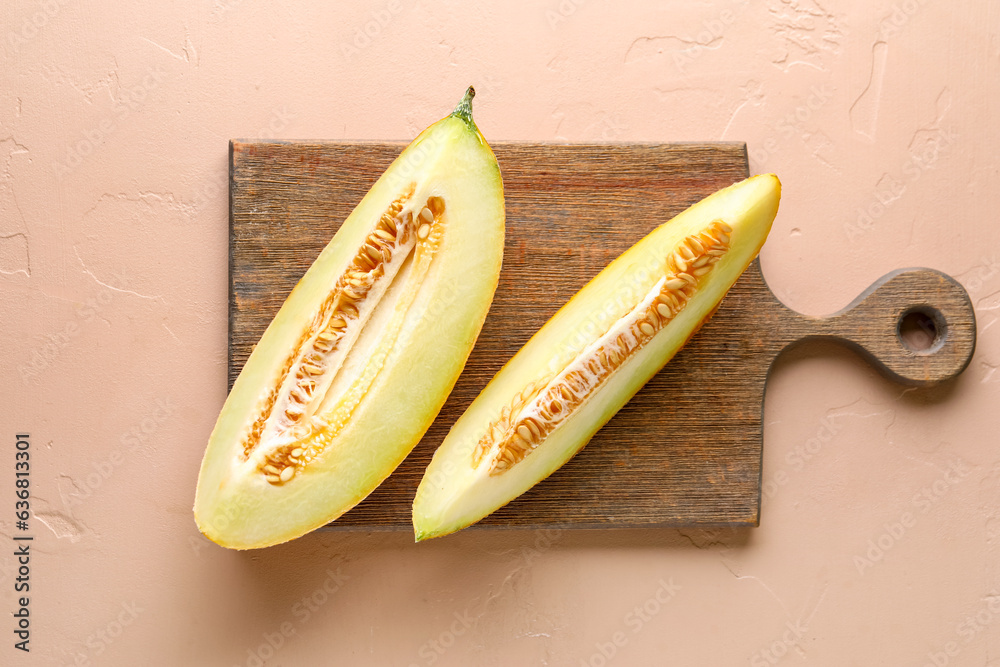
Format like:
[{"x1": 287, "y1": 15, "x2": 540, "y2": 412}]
[
  {"x1": 195, "y1": 88, "x2": 504, "y2": 549},
  {"x1": 412, "y1": 174, "x2": 781, "y2": 541}
]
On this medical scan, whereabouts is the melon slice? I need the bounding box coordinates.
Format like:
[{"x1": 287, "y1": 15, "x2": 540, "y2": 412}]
[
  {"x1": 412, "y1": 174, "x2": 781, "y2": 541},
  {"x1": 195, "y1": 88, "x2": 505, "y2": 549}
]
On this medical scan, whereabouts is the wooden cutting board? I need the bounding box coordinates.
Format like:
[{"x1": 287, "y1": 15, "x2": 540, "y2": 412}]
[{"x1": 228, "y1": 141, "x2": 976, "y2": 530}]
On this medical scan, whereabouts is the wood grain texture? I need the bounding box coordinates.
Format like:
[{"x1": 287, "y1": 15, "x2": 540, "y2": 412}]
[{"x1": 229, "y1": 141, "x2": 976, "y2": 529}]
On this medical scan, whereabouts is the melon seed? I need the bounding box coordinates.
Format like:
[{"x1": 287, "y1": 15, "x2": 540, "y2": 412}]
[{"x1": 427, "y1": 196, "x2": 445, "y2": 216}]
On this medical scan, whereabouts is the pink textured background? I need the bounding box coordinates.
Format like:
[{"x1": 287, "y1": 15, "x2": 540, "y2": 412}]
[{"x1": 3, "y1": 1, "x2": 999, "y2": 665}]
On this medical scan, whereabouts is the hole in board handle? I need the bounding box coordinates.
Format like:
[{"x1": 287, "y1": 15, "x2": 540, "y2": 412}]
[{"x1": 897, "y1": 307, "x2": 946, "y2": 354}]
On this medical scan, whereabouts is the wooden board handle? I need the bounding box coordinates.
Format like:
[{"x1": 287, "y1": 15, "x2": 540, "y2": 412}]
[{"x1": 774, "y1": 268, "x2": 977, "y2": 386}]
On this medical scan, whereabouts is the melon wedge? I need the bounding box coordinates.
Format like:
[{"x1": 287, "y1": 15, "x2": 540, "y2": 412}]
[
  {"x1": 412, "y1": 174, "x2": 781, "y2": 541},
  {"x1": 195, "y1": 88, "x2": 505, "y2": 549}
]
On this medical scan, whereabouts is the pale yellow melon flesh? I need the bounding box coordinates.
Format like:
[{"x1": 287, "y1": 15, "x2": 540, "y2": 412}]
[{"x1": 195, "y1": 88, "x2": 505, "y2": 549}]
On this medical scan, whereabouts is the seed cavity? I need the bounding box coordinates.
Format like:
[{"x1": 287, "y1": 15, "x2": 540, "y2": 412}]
[
  {"x1": 474, "y1": 219, "x2": 733, "y2": 475},
  {"x1": 241, "y1": 187, "x2": 450, "y2": 484}
]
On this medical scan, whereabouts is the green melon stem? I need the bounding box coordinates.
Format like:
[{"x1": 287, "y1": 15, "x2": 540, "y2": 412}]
[{"x1": 451, "y1": 86, "x2": 476, "y2": 127}]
